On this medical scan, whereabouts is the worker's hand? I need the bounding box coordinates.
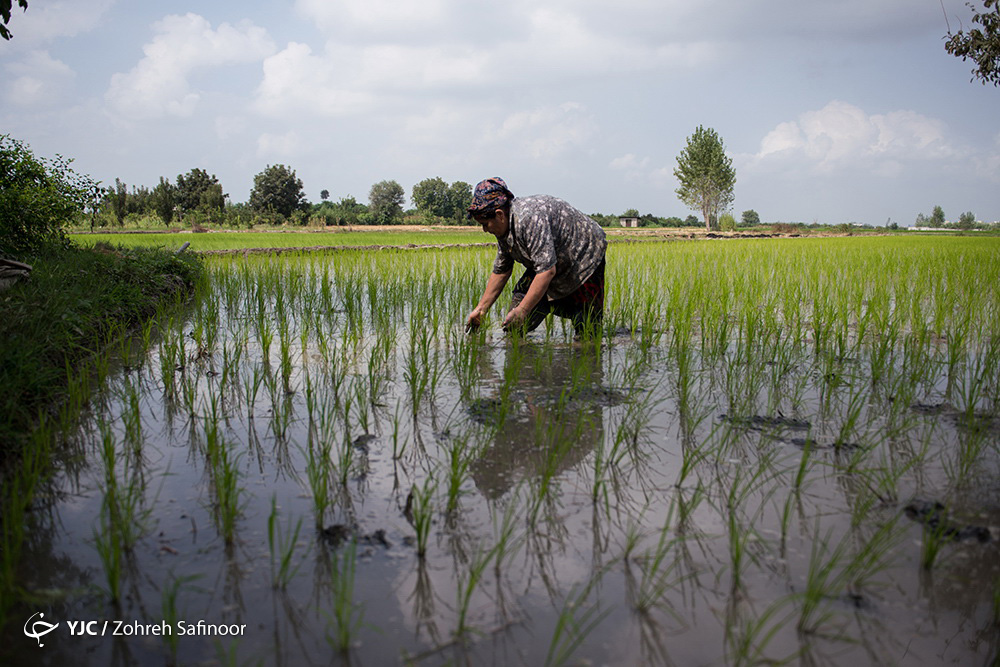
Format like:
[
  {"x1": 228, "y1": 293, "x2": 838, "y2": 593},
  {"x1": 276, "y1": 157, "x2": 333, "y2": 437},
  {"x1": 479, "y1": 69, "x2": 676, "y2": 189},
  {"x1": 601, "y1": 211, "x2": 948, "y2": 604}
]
[
  {"x1": 465, "y1": 307, "x2": 485, "y2": 333},
  {"x1": 501, "y1": 305, "x2": 527, "y2": 332}
]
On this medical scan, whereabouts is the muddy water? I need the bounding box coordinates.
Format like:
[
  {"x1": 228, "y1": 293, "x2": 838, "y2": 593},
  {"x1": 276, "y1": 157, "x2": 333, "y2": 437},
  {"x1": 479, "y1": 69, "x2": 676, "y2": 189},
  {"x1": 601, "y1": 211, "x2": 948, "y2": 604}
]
[{"x1": 5, "y1": 266, "x2": 1000, "y2": 666}]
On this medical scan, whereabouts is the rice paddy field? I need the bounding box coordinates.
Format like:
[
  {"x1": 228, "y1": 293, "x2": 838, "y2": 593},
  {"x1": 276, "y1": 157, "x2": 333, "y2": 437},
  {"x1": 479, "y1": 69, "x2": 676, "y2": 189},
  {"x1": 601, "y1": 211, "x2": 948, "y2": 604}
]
[
  {"x1": 70, "y1": 229, "x2": 489, "y2": 253},
  {"x1": 6, "y1": 235, "x2": 1000, "y2": 666}
]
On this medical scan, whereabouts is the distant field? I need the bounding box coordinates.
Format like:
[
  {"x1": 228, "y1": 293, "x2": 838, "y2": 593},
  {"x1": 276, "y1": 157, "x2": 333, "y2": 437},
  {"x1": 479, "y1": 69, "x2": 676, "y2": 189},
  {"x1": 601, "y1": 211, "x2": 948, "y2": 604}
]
[{"x1": 70, "y1": 229, "x2": 488, "y2": 252}]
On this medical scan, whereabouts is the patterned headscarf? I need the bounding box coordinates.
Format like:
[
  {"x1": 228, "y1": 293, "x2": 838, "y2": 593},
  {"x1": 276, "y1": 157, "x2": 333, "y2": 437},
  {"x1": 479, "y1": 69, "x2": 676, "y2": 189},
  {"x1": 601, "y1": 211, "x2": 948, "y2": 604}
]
[{"x1": 467, "y1": 177, "x2": 514, "y2": 219}]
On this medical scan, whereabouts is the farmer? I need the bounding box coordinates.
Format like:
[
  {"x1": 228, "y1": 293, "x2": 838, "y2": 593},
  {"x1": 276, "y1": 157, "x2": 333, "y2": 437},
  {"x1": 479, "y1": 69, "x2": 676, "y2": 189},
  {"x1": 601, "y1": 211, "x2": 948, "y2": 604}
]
[{"x1": 465, "y1": 177, "x2": 607, "y2": 337}]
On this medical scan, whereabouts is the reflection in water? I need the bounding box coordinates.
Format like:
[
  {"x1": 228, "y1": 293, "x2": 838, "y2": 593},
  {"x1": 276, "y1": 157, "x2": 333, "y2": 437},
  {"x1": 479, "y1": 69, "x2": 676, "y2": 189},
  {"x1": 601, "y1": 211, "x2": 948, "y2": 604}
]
[{"x1": 469, "y1": 341, "x2": 605, "y2": 501}]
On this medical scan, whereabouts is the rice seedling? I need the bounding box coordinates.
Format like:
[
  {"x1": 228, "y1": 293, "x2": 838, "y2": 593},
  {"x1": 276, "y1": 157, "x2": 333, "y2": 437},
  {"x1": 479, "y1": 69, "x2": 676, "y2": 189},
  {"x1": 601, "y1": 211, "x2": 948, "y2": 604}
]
[
  {"x1": 325, "y1": 539, "x2": 364, "y2": 654},
  {"x1": 454, "y1": 540, "x2": 500, "y2": 639},
  {"x1": 630, "y1": 513, "x2": 684, "y2": 614},
  {"x1": 203, "y1": 404, "x2": 244, "y2": 545},
  {"x1": 443, "y1": 434, "x2": 474, "y2": 515},
  {"x1": 304, "y1": 435, "x2": 334, "y2": 529},
  {"x1": 544, "y1": 580, "x2": 610, "y2": 667},
  {"x1": 724, "y1": 596, "x2": 797, "y2": 667},
  {"x1": 268, "y1": 495, "x2": 303, "y2": 589},
  {"x1": 407, "y1": 476, "x2": 437, "y2": 559},
  {"x1": 160, "y1": 573, "x2": 200, "y2": 661}
]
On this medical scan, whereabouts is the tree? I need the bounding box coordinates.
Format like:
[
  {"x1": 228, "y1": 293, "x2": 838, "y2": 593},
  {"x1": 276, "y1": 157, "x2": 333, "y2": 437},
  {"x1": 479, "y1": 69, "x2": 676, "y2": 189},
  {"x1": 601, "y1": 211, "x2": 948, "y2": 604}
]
[
  {"x1": 411, "y1": 177, "x2": 451, "y2": 218},
  {"x1": 958, "y1": 211, "x2": 977, "y2": 229},
  {"x1": 249, "y1": 164, "x2": 307, "y2": 219},
  {"x1": 0, "y1": 134, "x2": 96, "y2": 257},
  {"x1": 126, "y1": 185, "x2": 151, "y2": 216},
  {"x1": 1, "y1": 0, "x2": 27, "y2": 41},
  {"x1": 741, "y1": 209, "x2": 760, "y2": 227},
  {"x1": 320, "y1": 189, "x2": 330, "y2": 201},
  {"x1": 719, "y1": 212, "x2": 737, "y2": 231},
  {"x1": 176, "y1": 168, "x2": 225, "y2": 215},
  {"x1": 109, "y1": 178, "x2": 127, "y2": 226},
  {"x1": 446, "y1": 181, "x2": 472, "y2": 223},
  {"x1": 331, "y1": 196, "x2": 366, "y2": 226},
  {"x1": 674, "y1": 126, "x2": 736, "y2": 230},
  {"x1": 369, "y1": 180, "x2": 405, "y2": 225},
  {"x1": 945, "y1": 0, "x2": 1000, "y2": 86},
  {"x1": 150, "y1": 177, "x2": 175, "y2": 226},
  {"x1": 931, "y1": 205, "x2": 946, "y2": 227}
]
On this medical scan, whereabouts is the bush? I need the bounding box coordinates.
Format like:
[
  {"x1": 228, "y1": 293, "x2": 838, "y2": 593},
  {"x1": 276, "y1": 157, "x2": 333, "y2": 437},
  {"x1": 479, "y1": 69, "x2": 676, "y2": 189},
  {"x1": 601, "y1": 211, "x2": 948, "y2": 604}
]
[
  {"x1": 719, "y1": 212, "x2": 737, "y2": 231},
  {"x1": 0, "y1": 243, "x2": 203, "y2": 451},
  {"x1": 0, "y1": 135, "x2": 97, "y2": 259}
]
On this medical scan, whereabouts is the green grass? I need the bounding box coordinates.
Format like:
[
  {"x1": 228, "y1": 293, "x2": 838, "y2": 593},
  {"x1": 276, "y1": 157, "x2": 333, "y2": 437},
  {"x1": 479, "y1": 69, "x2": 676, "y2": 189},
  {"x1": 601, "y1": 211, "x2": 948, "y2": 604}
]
[
  {"x1": 70, "y1": 229, "x2": 490, "y2": 252},
  {"x1": 0, "y1": 241, "x2": 203, "y2": 455}
]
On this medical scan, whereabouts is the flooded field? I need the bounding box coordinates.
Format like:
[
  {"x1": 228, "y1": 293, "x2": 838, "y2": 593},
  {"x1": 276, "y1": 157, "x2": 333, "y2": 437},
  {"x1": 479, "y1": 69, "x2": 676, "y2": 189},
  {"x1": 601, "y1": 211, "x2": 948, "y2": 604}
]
[{"x1": 5, "y1": 237, "x2": 1000, "y2": 665}]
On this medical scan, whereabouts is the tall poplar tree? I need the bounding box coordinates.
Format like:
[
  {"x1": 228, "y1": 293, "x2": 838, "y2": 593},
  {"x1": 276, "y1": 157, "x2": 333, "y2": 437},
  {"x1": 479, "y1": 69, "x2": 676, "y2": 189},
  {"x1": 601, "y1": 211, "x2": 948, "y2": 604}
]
[{"x1": 673, "y1": 126, "x2": 736, "y2": 231}]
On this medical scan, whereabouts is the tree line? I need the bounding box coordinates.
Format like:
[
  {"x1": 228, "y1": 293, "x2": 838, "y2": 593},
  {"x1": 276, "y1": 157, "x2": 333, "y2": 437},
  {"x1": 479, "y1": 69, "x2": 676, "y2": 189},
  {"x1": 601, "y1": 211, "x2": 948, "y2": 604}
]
[
  {"x1": 96, "y1": 162, "x2": 756, "y2": 230},
  {"x1": 92, "y1": 166, "x2": 478, "y2": 228},
  {"x1": 914, "y1": 205, "x2": 985, "y2": 230}
]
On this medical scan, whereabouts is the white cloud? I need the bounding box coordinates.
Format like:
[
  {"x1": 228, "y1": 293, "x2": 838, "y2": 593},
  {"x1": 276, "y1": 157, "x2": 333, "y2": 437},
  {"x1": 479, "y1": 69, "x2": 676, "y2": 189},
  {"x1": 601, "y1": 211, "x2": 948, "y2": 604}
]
[
  {"x1": 3, "y1": 50, "x2": 74, "y2": 107},
  {"x1": 294, "y1": 0, "x2": 453, "y2": 41},
  {"x1": 494, "y1": 103, "x2": 597, "y2": 162},
  {"x1": 609, "y1": 153, "x2": 677, "y2": 190},
  {"x1": 5, "y1": 0, "x2": 114, "y2": 45},
  {"x1": 253, "y1": 42, "x2": 374, "y2": 117},
  {"x1": 749, "y1": 101, "x2": 955, "y2": 175},
  {"x1": 257, "y1": 131, "x2": 303, "y2": 159},
  {"x1": 106, "y1": 14, "x2": 275, "y2": 119},
  {"x1": 609, "y1": 154, "x2": 649, "y2": 171}
]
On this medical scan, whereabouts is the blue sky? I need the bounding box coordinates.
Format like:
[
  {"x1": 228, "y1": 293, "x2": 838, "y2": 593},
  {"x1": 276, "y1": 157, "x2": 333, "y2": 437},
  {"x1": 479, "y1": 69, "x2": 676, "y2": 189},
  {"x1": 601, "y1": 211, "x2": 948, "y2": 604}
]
[{"x1": 2, "y1": 0, "x2": 998, "y2": 224}]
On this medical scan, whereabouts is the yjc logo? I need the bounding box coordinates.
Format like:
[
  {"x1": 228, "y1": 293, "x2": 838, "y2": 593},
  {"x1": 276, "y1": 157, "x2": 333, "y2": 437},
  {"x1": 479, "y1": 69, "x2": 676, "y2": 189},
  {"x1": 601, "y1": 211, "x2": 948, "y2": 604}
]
[{"x1": 24, "y1": 612, "x2": 59, "y2": 647}]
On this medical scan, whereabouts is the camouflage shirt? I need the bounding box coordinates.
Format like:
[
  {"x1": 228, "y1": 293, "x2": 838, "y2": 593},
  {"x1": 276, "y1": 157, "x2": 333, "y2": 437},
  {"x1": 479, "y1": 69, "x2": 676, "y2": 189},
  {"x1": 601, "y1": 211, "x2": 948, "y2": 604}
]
[{"x1": 492, "y1": 195, "x2": 607, "y2": 300}]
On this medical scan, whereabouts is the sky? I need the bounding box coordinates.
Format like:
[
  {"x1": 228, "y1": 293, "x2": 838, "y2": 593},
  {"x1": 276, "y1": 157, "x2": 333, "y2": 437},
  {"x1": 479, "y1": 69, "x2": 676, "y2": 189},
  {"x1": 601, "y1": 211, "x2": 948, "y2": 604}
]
[{"x1": 2, "y1": 0, "x2": 998, "y2": 225}]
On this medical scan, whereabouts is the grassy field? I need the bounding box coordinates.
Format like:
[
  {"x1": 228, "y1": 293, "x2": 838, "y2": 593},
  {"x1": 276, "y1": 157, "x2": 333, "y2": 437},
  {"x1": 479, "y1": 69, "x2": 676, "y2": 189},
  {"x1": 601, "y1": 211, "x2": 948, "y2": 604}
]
[{"x1": 69, "y1": 228, "x2": 490, "y2": 252}]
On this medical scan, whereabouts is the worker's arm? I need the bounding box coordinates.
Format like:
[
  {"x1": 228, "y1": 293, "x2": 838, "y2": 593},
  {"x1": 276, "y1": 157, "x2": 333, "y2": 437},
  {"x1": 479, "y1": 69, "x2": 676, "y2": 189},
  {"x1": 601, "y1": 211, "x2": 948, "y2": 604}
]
[
  {"x1": 502, "y1": 266, "x2": 555, "y2": 330},
  {"x1": 466, "y1": 270, "x2": 512, "y2": 331}
]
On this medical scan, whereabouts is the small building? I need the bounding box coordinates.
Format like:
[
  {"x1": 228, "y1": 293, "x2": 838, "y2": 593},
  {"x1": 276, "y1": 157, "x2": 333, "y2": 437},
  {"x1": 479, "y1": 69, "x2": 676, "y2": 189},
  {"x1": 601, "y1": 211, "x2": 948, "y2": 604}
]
[{"x1": 619, "y1": 216, "x2": 640, "y2": 228}]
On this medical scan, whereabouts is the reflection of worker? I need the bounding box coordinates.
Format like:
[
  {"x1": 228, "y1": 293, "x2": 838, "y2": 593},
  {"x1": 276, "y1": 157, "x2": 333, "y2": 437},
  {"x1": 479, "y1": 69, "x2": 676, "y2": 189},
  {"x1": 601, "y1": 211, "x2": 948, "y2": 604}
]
[
  {"x1": 470, "y1": 343, "x2": 604, "y2": 500},
  {"x1": 464, "y1": 177, "x2": 607, "y2": 337}
]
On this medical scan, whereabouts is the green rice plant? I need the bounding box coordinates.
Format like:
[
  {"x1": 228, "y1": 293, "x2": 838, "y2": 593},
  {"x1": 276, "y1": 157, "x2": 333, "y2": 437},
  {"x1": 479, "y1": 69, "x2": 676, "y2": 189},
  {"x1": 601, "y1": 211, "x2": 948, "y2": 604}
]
[
  {"x1": 724, "y1": 596, "x2": 797, "y2": 667},
  {"x1": 93, "y1": 419, "x2": 150, "y2": 604},
  {"x1": 544, "y1": 580, "x2": 610, "y2": 667},
  {"x1": 204, "y1": 408, "x2": 244, "y2": 545},
  {"x1": 945, "y1": 426, "x2": 989, "y2": 488},
  {"x1": 93, "y1": 508, "x2": 123, "y2": 604},
  {"x1": 454, "y1": 540, "x2": 500, "y2": 639},
  {"x1": 278, "y1": 316, "x2": 294, "y2": 394},
  {"x1": 444, "y1": 434, "x2": 473, "y2": 515},
  {"x1": 631, "y1": 514, "x2": 684, "y2": 614},
  {"x1": 335, "y1": 415, "x2": 354, "y2": 487},
  {"x1": 918, "y1": 512, "x2": 953, "y2": 571},
  {"x1": 491, "y1": 496, "x2": 525, "y2": 576},
  {"x1": 160, "y1": 573, "x2": 199, "y2": 661},
  {"x1": 409, "y1": 476, "x2": 436, "y2": 558},
  {"x1": 268, "y1": 495, "x2": 303, "y2": 589},
  {"x1": 403, "y1": 330, "x2": 430, "y2": 417},
  {"x1": 304, "y1": 436, "x2": 333, "y2": 529},
  {"x1": 0, "y1": 433, "x2": 47, "y2": 621},
  {"x1": 794, "y1": 517, "x2": 899, "y2": 636},
  {"x1": 391, "y1": 400, "x2": 406, "y2": 460},
  {"x1": 796, "y1": 526, "x2": 850, "y2": 635},
  {"x1": 122, "y1": 379, "x2": 143, "y2": 456},
  {"x1": 325, "y1": 539, "x2": 364, "y2": 654}
]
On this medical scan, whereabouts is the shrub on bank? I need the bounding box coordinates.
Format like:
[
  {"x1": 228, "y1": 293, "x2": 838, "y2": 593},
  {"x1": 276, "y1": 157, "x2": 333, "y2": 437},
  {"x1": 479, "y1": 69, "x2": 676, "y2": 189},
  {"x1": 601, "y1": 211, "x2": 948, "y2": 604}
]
[{"x1": 0, "y1": 243, "x2": 203, "y2": 455}]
